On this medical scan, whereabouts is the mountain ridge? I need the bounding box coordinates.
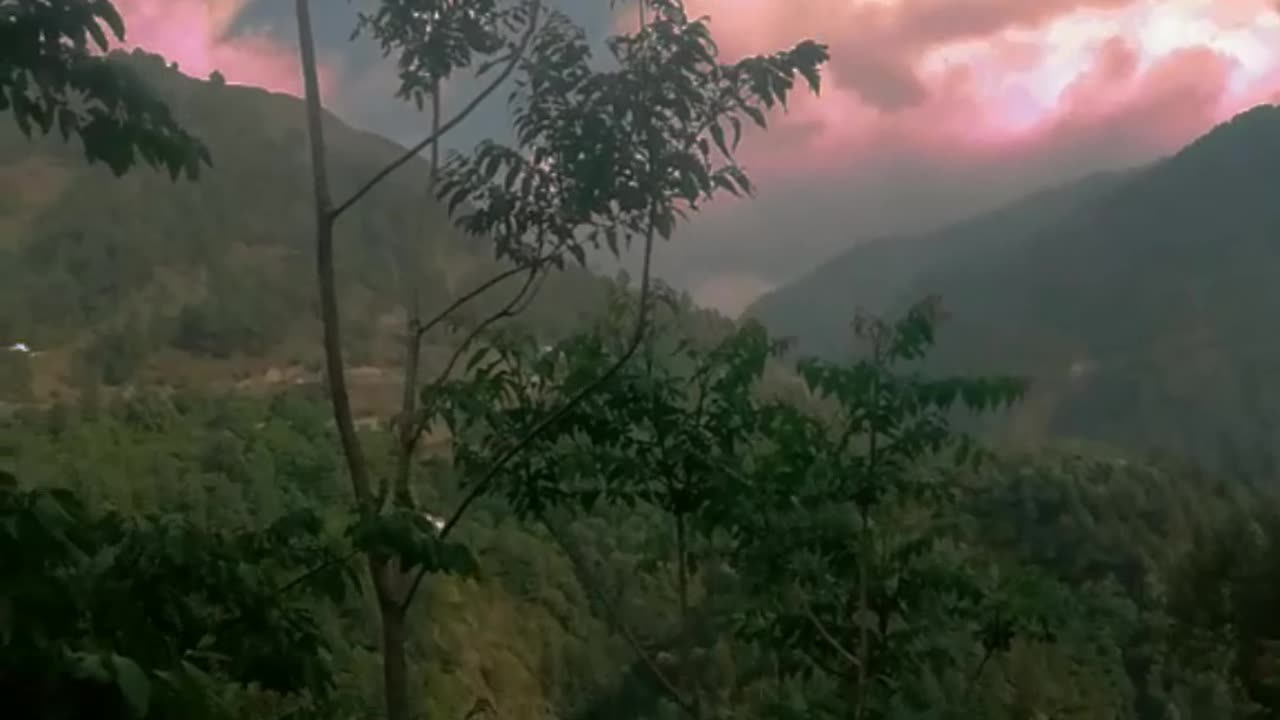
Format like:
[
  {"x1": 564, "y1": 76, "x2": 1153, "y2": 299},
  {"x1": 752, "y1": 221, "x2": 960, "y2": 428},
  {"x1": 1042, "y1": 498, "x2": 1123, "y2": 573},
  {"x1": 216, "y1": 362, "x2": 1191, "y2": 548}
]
[{"x1": 747, "y1": 104, "x2": 1280, "y2": 468}]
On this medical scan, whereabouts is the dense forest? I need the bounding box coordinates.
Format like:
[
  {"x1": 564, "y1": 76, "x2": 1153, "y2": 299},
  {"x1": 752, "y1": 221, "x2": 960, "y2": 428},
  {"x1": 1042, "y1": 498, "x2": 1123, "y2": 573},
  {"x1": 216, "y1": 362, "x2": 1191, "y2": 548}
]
[{"x1": 4, "y1": 1, "x2": 1280, "y2": 719}]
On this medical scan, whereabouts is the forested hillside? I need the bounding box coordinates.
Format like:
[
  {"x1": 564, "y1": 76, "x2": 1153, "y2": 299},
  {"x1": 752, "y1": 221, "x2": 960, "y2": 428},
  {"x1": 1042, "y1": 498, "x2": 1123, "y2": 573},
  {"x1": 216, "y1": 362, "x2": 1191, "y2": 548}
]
[
  {"x1": 0, "y1": 49, "x2": 699, "y2": 408},
  {"x1": 8, "y1": 314, "x2": 1280, "y2": 719},
  {"x1": 749, "y1": 105, "x2": 1280, "y2": 470}
]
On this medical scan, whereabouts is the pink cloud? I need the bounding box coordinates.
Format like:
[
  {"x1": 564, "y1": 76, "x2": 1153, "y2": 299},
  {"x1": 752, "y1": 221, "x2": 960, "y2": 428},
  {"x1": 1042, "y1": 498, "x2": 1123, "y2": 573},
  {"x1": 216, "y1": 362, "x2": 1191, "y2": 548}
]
[
  {"x1": 658, "y1": 0, "x2": 1280, "y2": 184},
  {"x1": 619, "y1": 0, "x2": 1280, "y2": 313},
  {"x1": 112, "y1": 0, "x2": 335, "y2": 98}
]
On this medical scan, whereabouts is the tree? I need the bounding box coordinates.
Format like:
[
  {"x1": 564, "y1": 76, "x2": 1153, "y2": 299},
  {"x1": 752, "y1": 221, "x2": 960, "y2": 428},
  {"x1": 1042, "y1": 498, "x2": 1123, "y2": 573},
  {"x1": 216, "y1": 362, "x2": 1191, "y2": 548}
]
[
  {"x1": 0, "y1": 473, "x2": 354, "y2": 719},
  {"x1": 1165, "y1": 508, "x2": 1280, "y2": 716},
  {"x1": 291, "y1": 0, "x2": 828, "y2": 717},
  {"x1": 0, "y1": 0, "x2": 211, "y2": 179},
  {"x1": 435, "y1": 308, "x2": 787, "y2": 717},
  {"x1": 86, "y1": 314, "x2": 149, "y2": 385},
  {"x1": 429, "y1": 297, "x2": 1059, "y2": 719},
  {"x1": 723, "y1": 298, "x2": 1041, "y2": 719}
]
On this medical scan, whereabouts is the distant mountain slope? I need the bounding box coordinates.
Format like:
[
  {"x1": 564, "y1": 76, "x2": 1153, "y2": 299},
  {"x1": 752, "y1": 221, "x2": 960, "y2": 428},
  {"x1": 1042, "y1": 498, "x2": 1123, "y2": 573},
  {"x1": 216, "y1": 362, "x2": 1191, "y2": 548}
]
[
  {"x1": 0, "y1": 51, "x2": 724, "y2": 407},
  {"x1": 747, "y1": 105, "x2": 1280, "y2": 469}
]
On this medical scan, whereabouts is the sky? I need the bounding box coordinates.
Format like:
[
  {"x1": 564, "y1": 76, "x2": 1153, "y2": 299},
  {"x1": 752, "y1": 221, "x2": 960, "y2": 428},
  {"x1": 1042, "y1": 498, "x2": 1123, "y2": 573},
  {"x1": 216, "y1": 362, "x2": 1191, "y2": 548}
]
[{"x1": 110, "y1": 0, "x2": 1280, "y2": 315}]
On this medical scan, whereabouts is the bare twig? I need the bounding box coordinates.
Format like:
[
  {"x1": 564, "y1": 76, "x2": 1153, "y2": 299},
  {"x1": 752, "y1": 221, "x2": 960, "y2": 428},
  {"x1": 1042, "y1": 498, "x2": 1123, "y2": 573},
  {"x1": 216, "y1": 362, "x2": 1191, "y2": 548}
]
[
  {"x1": 414, "y1": 265, "x2": 529, "y2": 340},
  {"x1": 507, "y1": 264, "x2": 548, "y2": 317},
  {"x1": 398, "y1": 270, "x2": 551, "y2": 613},
  {"x1": 402, "y1": 257, "x2": 545, "y2": 461},
  {"x1": 541, "y1": 510, "x2": 699, "y2": 718},
  {"x1": 403, "y1": 233, "x2": 554, "y2": 453},
  {"x1": 804, "y1": 603, "x2": 863, "y2": 671},
  {"x1": 209, "y1": 548, "x2": 361, "y2": 635},
  {"x1": 277, "y1": 548, "x2": 361, "y2": 595},
  {"x1": 855, "y1": 338, "x2": 886, "y2": 720},
  {"x1": 798, "y1": 645, "x2": 845, "y2": 678},
  {"x1": 296, "y1": 0, "x2": 374, "y2": 513},
  {"x1": 436, "y1": 216, "x2": 657, "y2": 543},
  {"x1": 414, "y1": 227, "x2": 564, "y2": 344},
  {"x1": 329, "y1": 1, "x2": 543, "y2": 222},
  {"x1": 438, "y1": 268, "x2": 542, "y2": 393},
  {"x1": 390, "y1": 77, "x2": 445, "y2": 511},
  {"x1": 962, "y1": 645, "x2": 996, "y2": 705}
]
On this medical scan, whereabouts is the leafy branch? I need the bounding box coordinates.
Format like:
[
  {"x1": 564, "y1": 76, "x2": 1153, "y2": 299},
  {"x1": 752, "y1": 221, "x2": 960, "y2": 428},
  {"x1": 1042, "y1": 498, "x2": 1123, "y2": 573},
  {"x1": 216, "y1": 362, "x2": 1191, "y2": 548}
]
[
  {"x1": 401, "y1": 216, "x2": 658, "y2": 612},
  {"x1": 330, "y1": 0, "x2": 544, "y2": 221},
  {"x1": 0, "y1": 0, "x2": 211, "y2": 178}
]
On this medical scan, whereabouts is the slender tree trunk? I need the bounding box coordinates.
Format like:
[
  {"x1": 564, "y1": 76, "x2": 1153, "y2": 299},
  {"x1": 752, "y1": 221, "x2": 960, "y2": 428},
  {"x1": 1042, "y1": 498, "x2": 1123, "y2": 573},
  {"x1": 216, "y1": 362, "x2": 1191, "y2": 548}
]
[
  {"x1": 675, "y1": 511, "x2": 702, "y2": 718},
  {"x1": 676, "y1": 512, "x2": 689, "y2": 624},
  {"x1": 294, "y1": 0, "x2": 373, "y2": 512},
  {"x1": 382, "y1": 77, "x2": 443, "y2": 720},
  {"x1": 381, "y1": 582, "x2": 412, "y2": 720},
  {"x1": 393, "y1": 80, "x2": 443, "y2": 509},
  {"x1": 295, "y1": 4, "x2": 412, "y2": 719},
  {"x1": 854, "y1": 345, "x2": 883, "y2": 720},
  {"x1": 855, "y1": 508, "x2": 870, "y2": 720}
]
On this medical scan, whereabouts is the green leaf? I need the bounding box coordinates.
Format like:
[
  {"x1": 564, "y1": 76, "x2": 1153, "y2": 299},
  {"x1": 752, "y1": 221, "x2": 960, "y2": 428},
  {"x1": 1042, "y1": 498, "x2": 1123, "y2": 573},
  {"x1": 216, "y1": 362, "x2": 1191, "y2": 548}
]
[
  {"x1": 71, "y1": 652, "x2": 111, "y2": 683},
  {"x1": 710, "y1": 122, "x2": 730, "y2": 158},
  {"x1": 86, "y1": 19, "x2": 110, "y2": 52},
  {"x1": 109, "y1": 654, "x2": 151, "y2": 718},
  {"x1": 97, "y1": 3, "x2": 127, "y2": 41},
  {"x1": 654, "y1": 212, "x2": 673, "y2": 240}
]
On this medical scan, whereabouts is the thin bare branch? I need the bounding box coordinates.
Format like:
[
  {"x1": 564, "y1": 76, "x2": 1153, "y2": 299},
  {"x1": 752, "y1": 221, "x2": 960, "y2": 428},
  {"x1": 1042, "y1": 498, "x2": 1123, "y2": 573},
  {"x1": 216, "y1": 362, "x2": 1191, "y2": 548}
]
[
  {"x1": 391, "y1": 77, "x2": 445, "y2": 511},
  {"x1": 963, "y1": 646, "x2": 996, "y2": 704},
  {"x1": 416, "y1": 264, "x2": 530, "y2": 341},
  {"x1": 804, "y1": 603, "x2": 863, "y2": 671},
  {"x1": 397, "y1": 252, "x2": 551, "y2": 612},
  {"x1": 798, "y1": 645, "x2": 845, "y2": 679},
  {"x1": 278, "y1": 549, "x2": 361, "y2": 595},
  {"x1": 401, "y1": 232, "x2": 555, "y2": 451},
  {"x1": 210, "y1": 548, "x2": 361, "y2": 636},
  {"x1": 329, "y1": 1, "x2": 543, "y2": 222},
  {"x1": 401, "y1": 257, "x2": 545, "y2": 467},
  {"x1": 436, "y1": 268, "x2": 542, "y2": 401},
  {"x1": 508, "y1": 268, "x2": 547, "y2": 317},
  {"x1": 399, "y1": 558, "x2": 430, "y2": 617},
  {"x1": 295, "y1": 0, "x2": 375, "y2": 513},
  {"x1": 436, "y1": 218, "x2": 658, "y2": 544},
  {"x1": 541, "y1": 510, "x2": 699, "y2": 718}
]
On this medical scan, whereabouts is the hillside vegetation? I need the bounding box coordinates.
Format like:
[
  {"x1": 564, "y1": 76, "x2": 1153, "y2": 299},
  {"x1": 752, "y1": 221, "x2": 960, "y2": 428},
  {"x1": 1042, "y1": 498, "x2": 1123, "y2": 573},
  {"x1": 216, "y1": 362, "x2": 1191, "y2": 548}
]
[
  {"x1": 749, "y1": 105, "x2": 1280, "y2": 469},
  {"x1": 0, "y1": 50, "x2": 699, "y2": 407}
]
